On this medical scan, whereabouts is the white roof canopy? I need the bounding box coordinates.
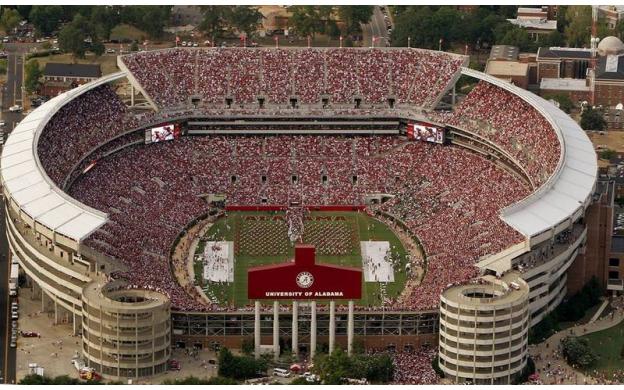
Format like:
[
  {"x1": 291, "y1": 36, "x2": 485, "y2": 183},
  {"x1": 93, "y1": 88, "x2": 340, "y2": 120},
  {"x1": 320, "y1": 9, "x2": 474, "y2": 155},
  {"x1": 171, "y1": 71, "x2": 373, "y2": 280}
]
[
  {"x1": 1, "y1": 72, "x2": 126, "y2": 242},
  {"x1": 461, "y1": 68, "x2": 597, "y2": 238}
]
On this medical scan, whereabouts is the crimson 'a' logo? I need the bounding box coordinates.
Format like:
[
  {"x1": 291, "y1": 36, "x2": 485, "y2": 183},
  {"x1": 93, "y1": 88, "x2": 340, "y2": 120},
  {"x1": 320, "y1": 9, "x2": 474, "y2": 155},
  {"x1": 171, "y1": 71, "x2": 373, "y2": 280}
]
[{"x1": 296, "y1": 272, "x2": 314, "y2": 288}]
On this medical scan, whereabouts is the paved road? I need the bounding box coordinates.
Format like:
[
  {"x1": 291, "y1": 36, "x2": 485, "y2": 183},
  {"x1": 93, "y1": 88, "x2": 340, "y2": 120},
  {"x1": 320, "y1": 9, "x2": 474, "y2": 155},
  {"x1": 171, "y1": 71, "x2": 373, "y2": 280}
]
[
  {"x1": 1, "y1": 43, "x2": 26, "y2": 136},
  {"x1": 0, "y1": 42, "x2": 24, "y2": 384},
  {"x1": 362, "y1": 6, "x2": 391, "y2": 47}
]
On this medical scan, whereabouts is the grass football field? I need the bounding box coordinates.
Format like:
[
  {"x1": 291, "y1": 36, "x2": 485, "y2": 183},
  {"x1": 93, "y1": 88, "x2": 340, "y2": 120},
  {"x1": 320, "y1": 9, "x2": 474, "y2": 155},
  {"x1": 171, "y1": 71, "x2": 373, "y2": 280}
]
[{"x1": 194, "y1": 211, "x2": 408, "y2": 307}]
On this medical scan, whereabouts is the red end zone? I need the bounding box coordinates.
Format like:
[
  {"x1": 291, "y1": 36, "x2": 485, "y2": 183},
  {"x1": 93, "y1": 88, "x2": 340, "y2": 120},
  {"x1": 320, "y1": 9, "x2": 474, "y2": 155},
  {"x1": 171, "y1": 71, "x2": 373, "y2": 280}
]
[{"x1": 247, "y1": 244, "x2": 362, "y2": 300}]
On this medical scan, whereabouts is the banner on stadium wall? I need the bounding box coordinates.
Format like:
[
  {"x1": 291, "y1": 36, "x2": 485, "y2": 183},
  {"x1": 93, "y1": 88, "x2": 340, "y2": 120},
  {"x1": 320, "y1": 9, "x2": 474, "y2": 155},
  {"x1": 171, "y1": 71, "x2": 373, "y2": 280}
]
[
  {"x1": 248, "y1": 245, "x2": 362, "y2": 300},
  {"x1": 407, "y1": 122, "x2": 445, "y2": 144}
]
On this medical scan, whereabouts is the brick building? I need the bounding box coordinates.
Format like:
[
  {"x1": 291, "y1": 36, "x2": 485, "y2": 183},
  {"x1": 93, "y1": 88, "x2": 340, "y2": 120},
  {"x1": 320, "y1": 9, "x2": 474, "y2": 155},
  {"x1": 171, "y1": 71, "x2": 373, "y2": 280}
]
[
  {"x1": 485, "y1": 45, "x2": 538, "y2": 89},
  {"x1": 537, "y1": 47, "x2": 591, "y2": 82},
  {"x1": 567, "y1": 179, "x2": 614, "y2": 295},
  {"x1": 540, "y1": 78, "x2": 591, "y2": 103},
  {"x1": 40, "y1": 63, "x2": 102, "y2": 97},
  {"x1": 508, "y1": 7, "x2": 557, "y2": 41},
  {"x1": 597, "y1": 5, "x2": 624, "y2": 29},
  {"x1": 534, "y1": 36, "x2": 624, "y2": 113}
]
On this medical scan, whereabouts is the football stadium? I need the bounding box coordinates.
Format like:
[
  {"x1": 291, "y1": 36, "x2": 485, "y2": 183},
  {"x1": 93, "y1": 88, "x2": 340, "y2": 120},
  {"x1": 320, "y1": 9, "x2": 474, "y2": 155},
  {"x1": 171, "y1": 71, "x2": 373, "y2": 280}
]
[{"x1": 1, "y1": 47, "x2": 597, "y2": 384}]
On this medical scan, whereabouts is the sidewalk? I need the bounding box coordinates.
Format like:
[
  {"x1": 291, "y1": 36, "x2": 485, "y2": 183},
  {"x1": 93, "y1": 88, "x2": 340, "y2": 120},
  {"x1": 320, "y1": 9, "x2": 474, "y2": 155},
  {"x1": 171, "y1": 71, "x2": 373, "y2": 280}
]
[{"x1": 528, "y1": 300, "x2": 624, "y2": 385}]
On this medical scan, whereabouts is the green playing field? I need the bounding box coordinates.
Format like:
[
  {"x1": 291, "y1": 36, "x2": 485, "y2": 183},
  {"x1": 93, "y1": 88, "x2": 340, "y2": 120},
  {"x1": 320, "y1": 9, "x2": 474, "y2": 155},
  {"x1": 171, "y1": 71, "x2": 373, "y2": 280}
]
[{"x1": 194, "y1": 211, "x2": 408, "y2": 307}]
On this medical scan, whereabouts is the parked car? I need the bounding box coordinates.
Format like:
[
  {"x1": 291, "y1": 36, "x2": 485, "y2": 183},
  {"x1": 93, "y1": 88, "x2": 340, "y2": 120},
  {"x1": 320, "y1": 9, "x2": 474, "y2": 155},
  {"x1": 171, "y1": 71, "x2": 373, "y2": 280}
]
[
  {"x1": 9, "y1": 105, "x2": 22, "y2": 112},
  {"x1": 20, "y1": 331, "x2": 40, "y2": 338},
  {"x1": 167, "y1": 359, "x2": 181, "y2": 371}
]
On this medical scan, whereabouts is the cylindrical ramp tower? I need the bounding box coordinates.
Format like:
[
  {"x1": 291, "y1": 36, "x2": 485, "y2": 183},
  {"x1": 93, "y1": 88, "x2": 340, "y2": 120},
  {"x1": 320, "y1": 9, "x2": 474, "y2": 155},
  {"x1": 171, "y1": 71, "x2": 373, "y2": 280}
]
[
  {"x1": 81, "y1": 281, "x2": 171, "y2": 380},
  {"x1": 438, "y1": 271, "x2": 529, "y2": 385}
]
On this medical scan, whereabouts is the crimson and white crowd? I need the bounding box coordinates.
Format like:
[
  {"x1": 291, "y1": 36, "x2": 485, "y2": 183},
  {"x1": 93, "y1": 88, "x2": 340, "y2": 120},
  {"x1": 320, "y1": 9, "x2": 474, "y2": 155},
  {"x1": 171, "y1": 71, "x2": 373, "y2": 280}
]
[
  {"x1": 34, "y1": 48, "x2": 563, "y2": 315},
  {"x1": 67, "y1": 133, "x2": 528, "y2": 311},
  {"x1": 429, "y1": 81, "x2": 561, "y2": 187},
  {"x1": 121, "y1": 47, "x2": 464, "y2": 109},
  {"x1": 390, "y1": 348, "x2": 440, "y2": 385}
]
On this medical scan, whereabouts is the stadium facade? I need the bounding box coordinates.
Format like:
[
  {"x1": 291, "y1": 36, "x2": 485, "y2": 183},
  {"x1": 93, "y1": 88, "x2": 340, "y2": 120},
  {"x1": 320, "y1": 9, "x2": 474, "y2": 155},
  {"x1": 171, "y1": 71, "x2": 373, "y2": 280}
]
[{"x1": 1, "y1": 47, "x2": 597, "y2": 383}]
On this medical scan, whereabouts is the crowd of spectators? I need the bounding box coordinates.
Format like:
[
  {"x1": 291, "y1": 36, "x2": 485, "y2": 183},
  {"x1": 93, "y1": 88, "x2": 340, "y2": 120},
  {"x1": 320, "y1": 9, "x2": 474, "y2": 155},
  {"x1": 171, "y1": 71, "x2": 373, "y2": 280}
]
[
  {"x1": 390, "y1": 347, "x2": 440, "y2": 385},
  {"x1": 431, "y1": 81, "x2": 561, "y2": 187},
  {"x1": 121, "y1": 47, "x2": 464, "y2": 109},
  {"x1": 69, "y1": 134, "x2": 528, "y2": 311},
  {"x1": 34, "y1": 50, "x2": 567, "y2": 313},
  {"x1": 37, "y1": 85, "x2": 139, "y2": 186}
]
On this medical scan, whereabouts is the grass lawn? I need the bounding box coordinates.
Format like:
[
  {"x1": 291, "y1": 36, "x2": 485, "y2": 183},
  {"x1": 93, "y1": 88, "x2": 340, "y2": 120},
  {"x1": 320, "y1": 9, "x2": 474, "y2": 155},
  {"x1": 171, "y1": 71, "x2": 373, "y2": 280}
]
[
  {"x1": 579, "y1": 319, "x2": 624, "y2": 376},
  {"x1": 110, "y1": 24, "x2": 149, "y2": 43},
  {"x1": 28, "y1": 53, "x2": 119, "y2": 75},
  {"x1": 194, "y1": 211, "x2": 408, "y2": 307}
]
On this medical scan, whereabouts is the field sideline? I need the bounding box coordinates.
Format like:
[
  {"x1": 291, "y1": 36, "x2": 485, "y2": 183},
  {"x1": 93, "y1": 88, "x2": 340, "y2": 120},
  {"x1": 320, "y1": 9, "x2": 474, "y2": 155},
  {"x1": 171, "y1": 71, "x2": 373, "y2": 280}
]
[{"x1": 194, "y1": 211, "x2": 409, "y2": 307}]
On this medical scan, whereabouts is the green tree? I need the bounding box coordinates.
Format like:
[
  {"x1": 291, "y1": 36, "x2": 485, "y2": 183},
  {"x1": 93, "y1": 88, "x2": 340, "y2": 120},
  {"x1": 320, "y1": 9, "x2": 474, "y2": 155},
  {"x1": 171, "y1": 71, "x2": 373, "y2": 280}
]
[
  {"x1": 15, "y1": 5, "x2": 32, "y2": 20},
  {"x1": 564, "y1": 6, "x2": 610, "y2": 47},
  {"x1": 24, "y1": 59, "x2": 42, "y2": 94},
  {"x1": 599, "y1": 149, "x2": 616, "y2": 160},
  {"x1": 130, "y1": 41, "x2": 138, "y2": 52},
  {"x1": 217, "y1": 347, "x2": 267, "y2": 380},
  {"x1": 224, "y1": 6, "x2": 263, "y2": 38},
  {"x1": 29, "y1": 5, "x2": 63, "y2": 36},
  {"x1": 351, "y1": 354, "x2": 394, "y2": 383},
  {"x1": 314, "y1": 348, "x2": 352, "y2": 385},
  {"x1": 120, "y1": 6, "x2": 171, "y2": 39},
  {"x1": 617, "y1": 19, "x2": 624, "y2": 41},
  {"x1": 544, "y1": 93, "x2": 574, "y2": 113},
  {"x1": 58, "y1": 23, "x2": 86, "y2": 59},
  {"x1": 289, "y1": 6, "x2": 323, "y2": 38},
  {"x1": 198, "y1": 5, "x2": 229, "y2": 38},
  {"x1": 90, "y1": 6, "x2": 119, "y2": 41},
  {"x1": 92, "y1": 39, "x2": 105, "y2": 56},
  {"x1": 528, "y1": 313, "x2": 560, "y2": 344},
  {"x1": 561, "y1": 336, "x2": 598, "y2": 368},
  {"x1": 337, "y1": 5, "x2": 373, "y2": 36},
  {"x1": 0, "y1": 59, "x2": 7, "y2": 75},
  {"x1": 241, "y1": 337, "x2": 254, "y2": 355},
  {"x1": 580, "y1": 107, "x2": 607, "y2": 131},
  {"x1": 565, "y1": 6, "x2": 591, "y2": 47},
  {"x1": 499, "y1": 25, "x2": 535, "y2": 52},
  {"x1": 0, "y1": 7, "x2": 21, "y2": 34},
  {"x1": 541, "y1": 30, "x2": 565, "y2": 47},
  {"x1": 390, "y1": 6, "x2": 435, "y2": 48}
]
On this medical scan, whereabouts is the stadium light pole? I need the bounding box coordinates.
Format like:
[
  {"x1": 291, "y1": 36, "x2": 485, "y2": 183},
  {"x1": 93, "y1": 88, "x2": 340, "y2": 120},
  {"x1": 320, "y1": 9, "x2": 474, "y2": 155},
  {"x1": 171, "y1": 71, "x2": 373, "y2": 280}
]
[
  {"x1": 408, "y1": 36, "x2": 411, "y2": 48},
  {"x1": 307, "y1": 35, "x2": 311, "y2": 48},
  {"x1": 339, "y1": 36, "x2": 343, "y2": 48},
  {"x1": 275, "y1": 35, "x2": 279, "y2": 49}
]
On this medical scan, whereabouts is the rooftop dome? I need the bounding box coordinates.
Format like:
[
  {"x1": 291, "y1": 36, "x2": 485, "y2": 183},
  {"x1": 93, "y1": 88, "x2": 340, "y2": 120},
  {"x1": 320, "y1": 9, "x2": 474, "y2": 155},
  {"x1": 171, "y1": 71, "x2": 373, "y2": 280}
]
[{"x1": 598, "y1": 36, "x2": 624, "y2": 56}]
